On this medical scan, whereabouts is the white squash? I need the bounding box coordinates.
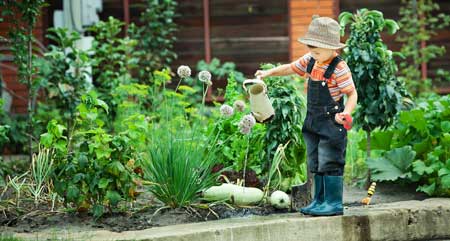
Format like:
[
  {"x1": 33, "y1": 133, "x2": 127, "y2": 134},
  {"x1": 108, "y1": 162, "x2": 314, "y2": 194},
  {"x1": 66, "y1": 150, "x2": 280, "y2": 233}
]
[
  {"x1": 269, "y1": 190, "x2": 291, "y2": 209},
  {"x1": 203, "y1": 184, "x2": 264, "y2": 205},
  {"x1": 230, "y1": 186, "x2": 264, "y2": 205},
  {"x1": 203, "y1": 183, "x2": 238, "y2": 201}
]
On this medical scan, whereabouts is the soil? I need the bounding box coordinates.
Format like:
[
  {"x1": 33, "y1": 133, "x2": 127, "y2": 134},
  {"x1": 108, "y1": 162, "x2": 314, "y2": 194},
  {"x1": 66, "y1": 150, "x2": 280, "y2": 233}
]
[{"x1": 0, "y1": 182, "x2": 429, "y2": 234}]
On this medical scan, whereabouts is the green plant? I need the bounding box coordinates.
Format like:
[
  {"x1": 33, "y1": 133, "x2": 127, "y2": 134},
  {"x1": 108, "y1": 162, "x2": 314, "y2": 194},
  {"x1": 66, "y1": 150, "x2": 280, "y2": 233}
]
[
  {"x1": 0, "y1": 99, "x2": 10, "y2": 147},
  {"x1": 194, "y1": 58, "x2": 246, "y2": 102},
  {"x1": 0, "y1": 234, "x2": 23, "y2": 241},
  {"x1": 0, "y1": 114, "x2": 28, "y2": 153},
  {"x1": 28, "y1": 146, "x2": 54, "y2": 207},
  {"x1": 1, "y1": 0, "x2": 47, "y2": 157},
  {"x1": 339, "y1": 9, "x2": 410, "y2": 183},
  {"x1": 196, "y1": 58, "x2": 246, "y2": 85},
  {"x1": 396, "y1": 0, "x2": 450, "y2": 95},
  {"x1": 208, "y1": 73, "x2": 266, "y2": 175},
  {"x1": 141, "y1": 121, "x2": 220, "y2": 208},
  {"x1": 365, "y1": 94, "x2": 450, "y2": 196},
  {"x1": 35, "y1": 27, "x2": 91, "y2": 135},
  {"x1": 344, "y1": 129, "x2": 369, "y2": 186},
  {"x1": 41, "y1": 91, "x2": 145, "y2": 218},
  {"x1": 88, "y1": 17, "x2": 140, "y2": 119},
  {"x1": 7, "y1": 172, "x2": 28, "y2": 207},
  {"x1": 131, "y1": 0, "x2": 178, "y2": 78},
  {"x1": 262, "y1": 63, "x2": 307, "y2": 190}
]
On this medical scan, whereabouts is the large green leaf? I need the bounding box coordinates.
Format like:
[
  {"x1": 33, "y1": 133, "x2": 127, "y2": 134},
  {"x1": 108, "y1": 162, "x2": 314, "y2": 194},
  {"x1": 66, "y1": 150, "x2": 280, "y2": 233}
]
[
  {"x1": 371, "y1": 130, "x2": 394, "y2": 151},
  {"x1": 367, "y1": 146, "x2": 416, "y2": 181},
  {"x1": 417, "y1": 183, "x2": 436, "y2": 196},
  {"x1": 106, "y1": 190, "x2": 121, "y2": 206},
  {"x1": 441, "y1": 174, "x2": 450, "y2": 189},
  {"x1": 413, "y1": 160, "x2": 435, "y2": 176},
  {"x1": 441, "y1": 121, "x2": 450, "y2": 133},
  {"x1": 399, "y1": 110, "x2": 427, "y2": 134}
]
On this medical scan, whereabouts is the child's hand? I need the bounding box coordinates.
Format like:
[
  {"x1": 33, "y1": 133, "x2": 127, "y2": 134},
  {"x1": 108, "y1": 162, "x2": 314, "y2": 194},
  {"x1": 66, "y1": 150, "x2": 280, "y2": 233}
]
[
  {"x1": 335, "y1": 112, "x2": 348, "y2": 125},
  {"x1": 255, "y1": 70, "x2": 271, "y2": 79},
  {"x1": 336, "y1": 112, "x2": 353, "y2": 130}
]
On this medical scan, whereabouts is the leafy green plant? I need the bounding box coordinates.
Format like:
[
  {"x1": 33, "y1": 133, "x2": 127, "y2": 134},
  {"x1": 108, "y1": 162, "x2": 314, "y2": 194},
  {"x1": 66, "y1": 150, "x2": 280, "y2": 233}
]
[
  {"x1": 0, "y1": 99, "x2": 10, "y2": 147},
  {"x1": 367, "y1": 146, "x2": 416, "y2": 181},
  {"x1": 131, "y1": 0, "x2": 178, "y2": 77},
  {"x1": 88, "y1": 17, "x2": 140, "y2": 119},
  {"x1": 262, "y1": 63, "x2": 307, "y2": 190},
  {"x1": 1, "y1": 0, "x2": 47, "y2": 157},
  {"x1": 196, "y1": 58, "x2": 246, "y2": 85},
  {"x1": 339, "y1": 10, "x2": 410, "y2": 185},
  {"x1": 396, "y1": 0, "x2": 450, "y2": 95},
  {"x1": 194, "y1": 58, "x2": 246, "y2": 101},
  {"x1": 141, "y1": 121, "x2": 220, "y2": 208},
  {"x1": 208, "y1": 73, "x2": 266, "y2": 175},
  {"x1": 365, "y1": 94, "x2": 450, "y2": 196},
  {"x1": 35, "y1": 28, "x2": 91, "y2": 135},
  {"x1": 41, "y1": 91, "x2": 146, "y2": 218}
]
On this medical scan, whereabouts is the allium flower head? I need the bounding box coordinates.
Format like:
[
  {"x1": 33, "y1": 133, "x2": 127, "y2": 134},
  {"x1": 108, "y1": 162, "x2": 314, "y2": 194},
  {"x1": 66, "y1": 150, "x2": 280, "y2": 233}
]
[
  {"x1": 238, "y1": 114, "x2": 256, "y2": 134},
  {"x1": 220, "y1": 104, "x2": 234, "y2": 118},
  {"x1": 198, "y1": 70, "x2": 212, "y2": 84},
  {"x1": 177, "y1": 65, "x2": 191, "y2": 78},
  {"x1": 233, "y1": 100, "x2": 246, "y2": 112},
  {"x1": 240, "y1": 114, "x2": 256, "y2": 128}
]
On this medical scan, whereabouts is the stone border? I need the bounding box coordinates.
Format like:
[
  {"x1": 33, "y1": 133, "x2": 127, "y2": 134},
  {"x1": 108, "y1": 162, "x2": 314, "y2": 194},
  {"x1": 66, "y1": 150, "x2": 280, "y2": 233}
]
[{"x1": 9, "y1": 198, "x2": 450, "y2": 241}]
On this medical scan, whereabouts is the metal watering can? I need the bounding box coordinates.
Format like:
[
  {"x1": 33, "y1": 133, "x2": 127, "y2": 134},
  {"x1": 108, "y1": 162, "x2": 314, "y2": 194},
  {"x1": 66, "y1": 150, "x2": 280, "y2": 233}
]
[{"x1": 243, "y1": 77, "x2": 275, "y2": 123}]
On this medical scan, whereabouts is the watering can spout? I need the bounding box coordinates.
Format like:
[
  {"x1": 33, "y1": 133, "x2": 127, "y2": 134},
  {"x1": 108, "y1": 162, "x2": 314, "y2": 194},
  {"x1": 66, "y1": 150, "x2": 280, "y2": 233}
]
[{"x1": 243, "y1": 77, "x2": 275, "y2": 123}]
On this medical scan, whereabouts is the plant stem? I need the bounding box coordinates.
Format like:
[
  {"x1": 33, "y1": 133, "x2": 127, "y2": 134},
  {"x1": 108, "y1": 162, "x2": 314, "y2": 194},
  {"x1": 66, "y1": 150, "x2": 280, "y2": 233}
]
[
  {"x1": 175, "y1": 77, "x2": 183, "y2": 93},
  {"x1": 27, "y1": 25, "x2": 33, "y2": 161},
  {"x1": 243, "y1": 134, "x2": 250, "y2": 187}
]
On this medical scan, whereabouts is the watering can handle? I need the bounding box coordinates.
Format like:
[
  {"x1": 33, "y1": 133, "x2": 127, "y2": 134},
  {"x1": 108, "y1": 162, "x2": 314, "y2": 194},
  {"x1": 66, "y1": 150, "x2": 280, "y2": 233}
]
[{"x1": 243, "y1": 77, "x2": 268, "y2": 93}]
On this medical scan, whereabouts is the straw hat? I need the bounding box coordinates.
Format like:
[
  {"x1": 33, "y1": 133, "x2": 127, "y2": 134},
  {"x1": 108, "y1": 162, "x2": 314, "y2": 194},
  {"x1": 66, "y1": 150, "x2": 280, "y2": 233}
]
[{"x1": 298, "y1": 15, "x2": 346, "y2": 50}]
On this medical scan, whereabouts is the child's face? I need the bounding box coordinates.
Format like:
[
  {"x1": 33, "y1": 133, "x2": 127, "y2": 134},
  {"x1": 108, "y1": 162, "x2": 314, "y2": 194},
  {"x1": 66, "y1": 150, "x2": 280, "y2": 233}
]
[{"x1": 308, "y1": 47, "x2": 335, "y2": 63}]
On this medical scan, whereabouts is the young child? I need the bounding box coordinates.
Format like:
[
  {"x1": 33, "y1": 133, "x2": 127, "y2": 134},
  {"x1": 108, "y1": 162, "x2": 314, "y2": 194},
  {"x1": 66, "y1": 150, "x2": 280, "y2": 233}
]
[{"x1": 255, "y1": 15, "x2": 357, "y2": 216}]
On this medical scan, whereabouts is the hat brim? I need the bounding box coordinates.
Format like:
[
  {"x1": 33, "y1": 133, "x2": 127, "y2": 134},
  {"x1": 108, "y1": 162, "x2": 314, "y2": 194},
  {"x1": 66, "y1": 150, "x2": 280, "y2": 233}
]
[{"x1": 298, "y1": 37, "x2": 346, "y2": 50}]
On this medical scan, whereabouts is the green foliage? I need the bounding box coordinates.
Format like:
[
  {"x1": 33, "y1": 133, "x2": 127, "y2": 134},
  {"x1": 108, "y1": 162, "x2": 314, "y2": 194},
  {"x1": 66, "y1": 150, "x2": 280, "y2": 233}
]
[
  {"x1": 396, "y1": 0, "x2": 450, "y2": 95},
  {"x1": 0, "y1": 114, "x2": 28, "y2": 153},
  {"x1": 344, "y1": 129, "x2": 369, "y2": 186},
  {"x1": 142, "y1": 121, "x2": 220, "y2": 208},
  {"x1": 0, "y1": 99, "x2": 10, "y2": 146},
  {"x1": 1, "y1": 0, "x2": 47, "y2": 155},
  {"x1": 196, "y1": 58, "x2": 246, "y2": 85},
  {"x1": 261, "y1": 63, "x2": 307, "y2": 189},
  {"x1": 367, "y1": 146, "x2": 415, "y2": 181},
  {"x1": 89, "y1": 17, "x2": 140, "y2": 117},
  {"x1": 365, "y1": 94, "x2": 450, "y2": 196},
  {"x1": 41, "y1": 91, "x2": 145, "y2": 218},
  {"x1": 209, "y1": 73, "x2": 266, "y2": 174},
  {"x1": 179, "y1": 58, "x2": 246, "y2": 104},
  {"x1": 35, "y1": 28, "x2": 91, "y2": 135},
  {"x1": 339, "y1": 9, "x2": 410, "y2": 132},
  {"x1": 131, "y1": 0, "x2": 178, "y2": 77}
]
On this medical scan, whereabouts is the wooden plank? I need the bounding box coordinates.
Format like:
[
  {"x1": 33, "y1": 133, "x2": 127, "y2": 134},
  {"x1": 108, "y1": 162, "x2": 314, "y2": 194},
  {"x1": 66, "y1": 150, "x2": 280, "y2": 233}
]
[{"x1": 291, "y1": 0, "x2": 334, "y2": 9}]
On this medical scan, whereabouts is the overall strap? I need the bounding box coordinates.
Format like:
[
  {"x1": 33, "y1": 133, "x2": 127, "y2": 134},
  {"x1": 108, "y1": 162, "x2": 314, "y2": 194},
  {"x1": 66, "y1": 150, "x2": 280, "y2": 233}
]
[
  {"x1": 306, "y1": 55, "x2": 343, "y2": 79},
  {"x1": 323, "y1": 56, "x2": 343, "y2": 79},
  {"x1": 306, "y1": 57, "x2": 315, "y2": 74}
]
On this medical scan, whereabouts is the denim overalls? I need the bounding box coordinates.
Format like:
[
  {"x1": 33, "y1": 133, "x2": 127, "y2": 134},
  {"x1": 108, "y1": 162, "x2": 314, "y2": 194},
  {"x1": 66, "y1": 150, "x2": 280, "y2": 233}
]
[{"x1": 302, "y1": 56, "x2": 347, "y2": 176}]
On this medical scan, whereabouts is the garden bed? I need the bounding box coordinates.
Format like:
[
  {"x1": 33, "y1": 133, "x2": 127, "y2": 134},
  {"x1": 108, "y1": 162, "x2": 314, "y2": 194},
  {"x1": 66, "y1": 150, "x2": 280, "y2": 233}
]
[
  {"x1": 1, "y1": 182, "x2": 428, "y2": 234},
  {"x1": 1, "y1": 198, "x2": 288, "y2": 233}
]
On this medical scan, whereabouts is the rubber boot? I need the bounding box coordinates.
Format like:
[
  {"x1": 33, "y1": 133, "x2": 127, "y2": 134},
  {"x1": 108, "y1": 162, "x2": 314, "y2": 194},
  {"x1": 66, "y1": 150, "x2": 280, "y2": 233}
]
[
  {"x1": 300, "y1": 174, "x2": 324, "y2": 215},
  {"x1": 308, "y1": 175, "x2": 343, "y2": 216}
]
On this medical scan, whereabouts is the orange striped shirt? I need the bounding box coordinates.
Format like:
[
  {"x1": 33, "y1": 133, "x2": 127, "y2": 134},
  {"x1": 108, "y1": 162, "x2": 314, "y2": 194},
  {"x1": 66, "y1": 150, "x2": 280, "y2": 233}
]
[{"x1": 290, "y1": 52, "x2": 355, "y2": 101}]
